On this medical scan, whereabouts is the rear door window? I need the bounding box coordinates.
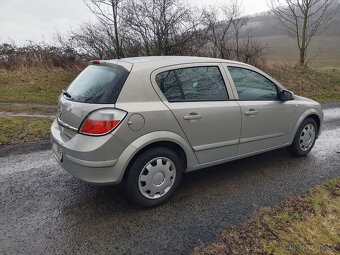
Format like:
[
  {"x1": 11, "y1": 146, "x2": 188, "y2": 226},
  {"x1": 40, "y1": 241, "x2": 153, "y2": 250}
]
[
  {"x1": 156, "y1": 70, "x2": 183, "y2": 101},
  {"x1": 155, "y1": 66, "x2": 228, "y2": 102},
  {"x1": 66, "y1": 65, "x2": 129, "y2": 104}
]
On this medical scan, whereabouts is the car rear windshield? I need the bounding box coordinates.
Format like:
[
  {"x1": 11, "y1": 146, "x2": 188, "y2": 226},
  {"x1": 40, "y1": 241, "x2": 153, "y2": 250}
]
[{"x1": 65, "y1": 65, "x2": 129, "y2": 104}]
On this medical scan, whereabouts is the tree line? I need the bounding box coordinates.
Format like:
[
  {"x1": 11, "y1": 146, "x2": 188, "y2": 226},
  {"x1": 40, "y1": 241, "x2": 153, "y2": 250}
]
[
  {"x1": 58, "y1": 0, "x2": 339, "y2": 67},
  {"x1": 57, "y1": 0, "x2": 266, "y2": 66},
  {"x1": 1, "y1": 0, "x2": 338, "y2": 69}
]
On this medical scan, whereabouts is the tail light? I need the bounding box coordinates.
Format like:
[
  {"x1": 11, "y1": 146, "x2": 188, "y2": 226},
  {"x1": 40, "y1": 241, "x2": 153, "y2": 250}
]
[{"x1": 80, "y1": 108, "x2": 127, "y2": 135}]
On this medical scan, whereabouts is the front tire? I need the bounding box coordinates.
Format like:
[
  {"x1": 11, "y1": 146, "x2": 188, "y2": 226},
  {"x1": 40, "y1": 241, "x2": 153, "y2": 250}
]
[
  {"x1": 125, "y1": 147, "x2": 183, "y2": 207},
  {"x1": 287, "y1": 117, "x2": 318, "y2": 157}
]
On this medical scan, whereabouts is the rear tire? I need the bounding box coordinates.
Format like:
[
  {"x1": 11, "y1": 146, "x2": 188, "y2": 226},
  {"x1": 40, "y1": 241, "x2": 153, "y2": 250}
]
[
  {"x1": 125, "y1": 147, "x2": 183, "y2": 208},
  {"x1": 287, "y1": 117, "x2": 318, "y2": 157}
]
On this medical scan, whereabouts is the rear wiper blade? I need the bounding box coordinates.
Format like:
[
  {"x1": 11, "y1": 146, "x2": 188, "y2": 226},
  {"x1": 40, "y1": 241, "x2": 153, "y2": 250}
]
[{"x1": 62, "y1": 90, "x2": 72, "y2": 99}]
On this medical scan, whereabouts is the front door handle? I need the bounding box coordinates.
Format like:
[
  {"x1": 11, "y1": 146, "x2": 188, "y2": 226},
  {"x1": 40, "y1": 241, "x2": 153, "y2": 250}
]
[
  {"x1": 245, "y1": 109, "x2": 258, "y2": 116},
  {"x1": 183, "y1": 113, "x2": 202, "y2": 120}
]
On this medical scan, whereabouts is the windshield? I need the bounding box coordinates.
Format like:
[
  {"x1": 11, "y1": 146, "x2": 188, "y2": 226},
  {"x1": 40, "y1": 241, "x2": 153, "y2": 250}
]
[{"x1": 66, "y1": 65, "x2": 129, "y2": 104}]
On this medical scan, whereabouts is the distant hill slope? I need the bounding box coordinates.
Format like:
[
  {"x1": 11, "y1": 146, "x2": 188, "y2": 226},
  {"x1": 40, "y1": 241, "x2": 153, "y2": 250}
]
[
  {"x1": 246, "y1": 13, "x2": 340, "y2": 67},
  {"x1": 248, "y1": 12, "x2": 340, "y2": 37}
]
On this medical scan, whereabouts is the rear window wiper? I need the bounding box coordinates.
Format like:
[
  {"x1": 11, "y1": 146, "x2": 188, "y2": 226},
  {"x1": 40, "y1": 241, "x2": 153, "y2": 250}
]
[{"x1": 62, "y1": 90, "x2": 72, "y2": 99}]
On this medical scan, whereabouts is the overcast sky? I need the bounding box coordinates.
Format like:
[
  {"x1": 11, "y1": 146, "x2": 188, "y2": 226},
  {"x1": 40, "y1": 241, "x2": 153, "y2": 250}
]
[{"x1": 0, "y1": 0, "x2": 270, "y2": 44}]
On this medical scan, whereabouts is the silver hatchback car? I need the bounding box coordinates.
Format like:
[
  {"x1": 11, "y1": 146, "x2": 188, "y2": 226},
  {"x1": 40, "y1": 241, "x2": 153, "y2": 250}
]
[{"x1": 51, "y1": 56, "x2": 323, "y2": 207}]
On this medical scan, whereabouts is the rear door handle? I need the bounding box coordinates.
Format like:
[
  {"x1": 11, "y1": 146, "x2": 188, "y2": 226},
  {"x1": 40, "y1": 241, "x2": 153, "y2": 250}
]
[
  {"x1": 183, "y1": 113, "x2": 202, "y2": 120},
  {"x1": 245, "y1": 109, "x2": 258, "y2": 116}
]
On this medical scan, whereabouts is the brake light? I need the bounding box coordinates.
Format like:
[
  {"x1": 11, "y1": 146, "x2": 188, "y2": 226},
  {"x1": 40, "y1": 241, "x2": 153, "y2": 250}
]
[{"x1": 80, "y1": 108, "x2": 127, "y2": 135}]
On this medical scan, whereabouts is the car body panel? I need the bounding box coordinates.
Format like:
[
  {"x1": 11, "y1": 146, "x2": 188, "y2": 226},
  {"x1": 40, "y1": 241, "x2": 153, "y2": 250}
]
[
  {"x1": 222, "y1": 63, "x2": 296, "y2": 155},
  {"x1": 113, "y1": 101, "x2": 199, "y2": 166},
  {"x1": 57, "y1": 95, "x2": 119, "y2": 136},
  {"x1": 288, "y1": 95, "x2": 324, "y2": 142},
  {"x1": 149, "y1": 63, "x2": 241, "y2": 163},
  {"x1": 160, "y1": 100, "x2": 241, "y2": 163},
  {"x1": 236, "y1": 100, "x2": 295, "y2": 155}
]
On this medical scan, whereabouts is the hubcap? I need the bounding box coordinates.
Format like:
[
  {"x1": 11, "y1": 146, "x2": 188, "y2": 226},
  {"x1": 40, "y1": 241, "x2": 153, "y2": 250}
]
[
  {"x1": 299, "y1": 123, "x2": 316, "y2": 151},
  {"x1": 138, "y1": 157, "x2": 176, "y2": 199}
]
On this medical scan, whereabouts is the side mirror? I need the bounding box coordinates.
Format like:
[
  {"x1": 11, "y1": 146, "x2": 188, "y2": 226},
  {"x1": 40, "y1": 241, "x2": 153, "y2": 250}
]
[{"x1": 280, "y1": 90, "x2": 294, "y2": 101}]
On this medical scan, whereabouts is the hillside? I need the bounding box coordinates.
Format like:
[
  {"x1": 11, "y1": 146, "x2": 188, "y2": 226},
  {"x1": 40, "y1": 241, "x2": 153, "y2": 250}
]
[
  {"x1": 246, "y1": 13, "x2": 340, "y2": 67},
  {"x1": 248, "y1": 12, "x2": 340, "y2": 37}
]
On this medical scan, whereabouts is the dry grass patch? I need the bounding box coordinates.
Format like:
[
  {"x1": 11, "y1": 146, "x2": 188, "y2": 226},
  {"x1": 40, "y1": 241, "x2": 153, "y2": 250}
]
[
  {"x1": 265, "y1": 65, "x2": 340, "y2": 103},
  {"x1": 193, "y1": 178, "x2": 340, "y2": 255},
  {"x1": 0, "y1": 117, "x2": 52, "y2": 147},
  {"x1": 0, "y1": 67, "x2": 80, "y2": 105},
  {"x1": 1, "y1": 64, "x2": 339, "y2": 107},
  {"x1": 0, "y1": 105, "x2": 57, "y2": 115}
]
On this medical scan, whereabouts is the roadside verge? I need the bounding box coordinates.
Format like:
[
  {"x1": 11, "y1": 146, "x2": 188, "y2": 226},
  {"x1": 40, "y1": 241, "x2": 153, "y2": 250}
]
[
  {"x1": 192, "y1": 177, "x2": 340, "y2": 255},
  {"x1": 0, "y1": 139, "x2": 51, "y2": 157}
]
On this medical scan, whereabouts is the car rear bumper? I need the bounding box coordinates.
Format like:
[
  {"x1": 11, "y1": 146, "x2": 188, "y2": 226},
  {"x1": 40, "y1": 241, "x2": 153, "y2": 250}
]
[
  {"x1": 54, "y1": 152, "x2": 120, "y2": 184},
  {"x1": 50, "y1": 119, "x2": 130, "y2": 184}
]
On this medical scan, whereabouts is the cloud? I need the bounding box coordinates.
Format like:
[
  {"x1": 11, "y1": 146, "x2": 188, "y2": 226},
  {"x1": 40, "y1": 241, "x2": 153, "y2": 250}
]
[
  {"x1": 0, "y1": 0, "x2": 94, "y2": 43},
  {"x1": 0, "y1": 0, "x2": 269, "y2": 44}
]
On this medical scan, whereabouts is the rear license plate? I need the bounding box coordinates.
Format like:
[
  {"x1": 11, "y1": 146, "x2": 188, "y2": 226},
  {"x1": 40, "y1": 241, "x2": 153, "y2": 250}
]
[{"x1": 52, "y1": 141, "x2": 63, "y2": 162}]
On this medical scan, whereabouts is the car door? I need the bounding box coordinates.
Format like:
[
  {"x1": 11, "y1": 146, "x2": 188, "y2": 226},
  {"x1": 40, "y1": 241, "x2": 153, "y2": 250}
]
[
  {"x1": 224, "y1": 64, "x2": 295, "y2": 155},
  {"x1": 151, "y1": 63, "x2": 242, "y2": 164}
]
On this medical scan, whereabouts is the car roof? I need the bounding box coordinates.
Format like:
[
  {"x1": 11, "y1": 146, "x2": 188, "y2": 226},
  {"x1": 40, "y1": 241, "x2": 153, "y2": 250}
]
[
  {"x1": 99, "y1": 56, "x2": 286, "y2": 91},
  {"x1": 101, "y1": 56, "x2": 251, "y2": 71}
]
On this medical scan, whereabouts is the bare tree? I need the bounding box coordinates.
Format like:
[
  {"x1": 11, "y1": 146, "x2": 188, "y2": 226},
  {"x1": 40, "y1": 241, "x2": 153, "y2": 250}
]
[
  {"x1": 122, "y1": 0, "x2": 207, "y2": 56},
  {"x1": 61, "y1": 22, "x2": 119, "y2": 59},
  {"x1": 207, "y1": 1, "x2": 247, "y2": 59},
  {"x1": 231, "y1": 7, "x2": 248, "y2": 61},
  {"x1": 269, "y1": 0, "x2": 340, "y2": 66},
  {"x1": 58, "y1": 0, "x2": 265, "y2": 62},
  {"x1": 238, "y1": 32, "x2": 266, "y2": 66},
  {"x1": 84, "y1": 0, "x2": 125, "y2": 58}
]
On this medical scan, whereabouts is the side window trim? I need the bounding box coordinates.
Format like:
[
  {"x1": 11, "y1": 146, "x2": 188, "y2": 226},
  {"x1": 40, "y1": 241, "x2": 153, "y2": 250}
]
[
  {"x1": 173, "y1": 70, "x2": 185, "y2": 99},
  {"x1": 226, "y1": 65, "x2": 280, "y2": 101}
]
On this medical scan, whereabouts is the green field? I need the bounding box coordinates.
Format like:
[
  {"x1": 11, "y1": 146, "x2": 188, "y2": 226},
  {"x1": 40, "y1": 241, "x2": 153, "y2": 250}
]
[
  {"x1": 265, "y1": 65, "x2": 340, "y2": 103},
  {"x1": 0, "y1": 64, "x2": 339, "y2": 105},
  {"x1": 0, "y1": 68, "x2": 80, "y2": 105},
  {"x1": 258, "y1": 35, "x2": 340, "y2": 68},
  {"x1": 0, "y1": 117, "x2": 52, "y2": 147}
]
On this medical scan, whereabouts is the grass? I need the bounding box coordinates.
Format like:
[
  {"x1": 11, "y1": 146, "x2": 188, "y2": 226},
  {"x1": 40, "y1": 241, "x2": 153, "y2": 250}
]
[
  {"x1": 192, "y1": 178, "x2": 340, "y2": 255},
  {"x1": 0, "y1": 67, "x2": 77, "y2": 147},
  {"x1": 0, "y1": 117, "x2": 52, "y2": 147},
  {"x1": 258, "y1": 35, "x2": 340, "y2": 68},
  {"x1": 265, "y1": 65, "x2": 340, "y2": 103},
  {"x1": 0, "y1": 65, "x2": 339, "y2": 106},
  {"x1": 0, "y1": 67, "x2": 80, "y2": 105},
  {"x1": 0, "y1": 105, "x2": 57, "y2": 115}
]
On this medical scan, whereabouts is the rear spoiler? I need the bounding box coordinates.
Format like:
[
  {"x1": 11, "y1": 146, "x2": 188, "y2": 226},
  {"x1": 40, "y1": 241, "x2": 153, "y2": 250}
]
[{"x1": 88, "y1": 59, "x2": 133, "y2": 72}]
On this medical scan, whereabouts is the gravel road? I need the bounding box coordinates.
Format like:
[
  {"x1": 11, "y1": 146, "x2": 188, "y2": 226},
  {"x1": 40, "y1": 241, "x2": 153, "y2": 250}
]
[{"x1": 0, "y1": 104, "x2": 339, "y2": 255}]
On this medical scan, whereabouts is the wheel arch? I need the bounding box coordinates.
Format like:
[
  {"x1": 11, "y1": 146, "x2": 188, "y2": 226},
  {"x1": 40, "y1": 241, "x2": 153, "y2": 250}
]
[
  {"x1": 289, "y1": 108, "x2": 322, "y2": 144},
  {"x1": 116, "y1": 131, "x2": 198, "y2": 183},
  {"x1": 308, "y1": 114, "x2": 321, "y2": 132}
]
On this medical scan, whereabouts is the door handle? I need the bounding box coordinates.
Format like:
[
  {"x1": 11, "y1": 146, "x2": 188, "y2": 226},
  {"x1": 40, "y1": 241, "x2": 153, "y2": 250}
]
[
  {"x1": 183, "y1": 113, "x2": 202, "y2": 120},
  {"x1": 245, "y1": 109, "x2": 258, "y2": 116}
]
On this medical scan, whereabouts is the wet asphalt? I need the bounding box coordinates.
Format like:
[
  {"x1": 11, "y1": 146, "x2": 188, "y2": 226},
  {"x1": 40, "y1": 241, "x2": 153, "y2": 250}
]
[{"x1": 0, "y1": 104, "x2": 339, "y2": 255}]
